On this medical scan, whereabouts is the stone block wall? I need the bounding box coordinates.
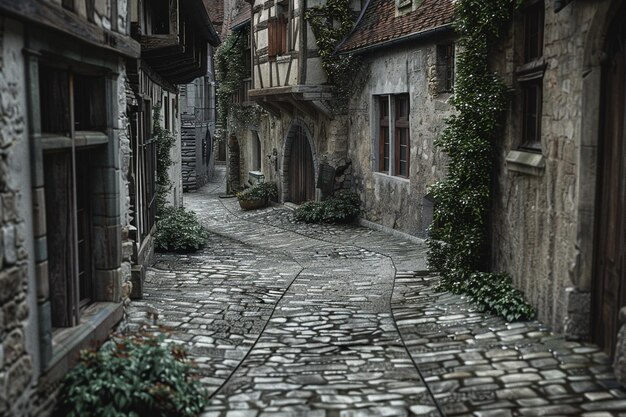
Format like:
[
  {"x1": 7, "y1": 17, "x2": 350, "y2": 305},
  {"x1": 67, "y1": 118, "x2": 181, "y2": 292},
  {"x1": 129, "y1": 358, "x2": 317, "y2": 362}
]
[
  {"x1": 490, "y1": 2, "x2": 600, "y2": 334},
  {"x1": 347, "y1": 43, "x2": 453, "y2": 237},
  {"x1": 244, "y1": 111, "x2": 351, "y2": 202},
  {"x1": 0, "y1": 18, "x2": 33, "y2": 417}
]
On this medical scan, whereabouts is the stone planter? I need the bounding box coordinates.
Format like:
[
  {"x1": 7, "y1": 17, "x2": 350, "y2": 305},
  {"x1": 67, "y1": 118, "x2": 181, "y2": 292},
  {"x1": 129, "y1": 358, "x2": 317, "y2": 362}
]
[{"x1": 238, "y1": 197, "x2": 268, "y2": 210}]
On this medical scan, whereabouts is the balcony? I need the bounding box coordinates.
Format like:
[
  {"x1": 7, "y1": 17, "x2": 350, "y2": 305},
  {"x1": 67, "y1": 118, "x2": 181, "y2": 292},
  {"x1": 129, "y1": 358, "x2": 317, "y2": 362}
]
[
  {"x1": 248, "y1": 85, "x2": 334, "y2": 118},
  {"x1": 138, "y1": 0, "x2": 219, "y2": 84}
]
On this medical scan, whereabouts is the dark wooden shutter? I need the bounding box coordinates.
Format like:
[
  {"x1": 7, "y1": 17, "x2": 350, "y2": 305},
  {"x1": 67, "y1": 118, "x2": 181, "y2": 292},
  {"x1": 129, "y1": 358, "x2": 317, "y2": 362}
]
[
  {"x1": 44, "y1": 151, "x2": 76, "y2": 328},
  {"x1": 379, "y1": 96, "x2": 390, "y2": 173}
]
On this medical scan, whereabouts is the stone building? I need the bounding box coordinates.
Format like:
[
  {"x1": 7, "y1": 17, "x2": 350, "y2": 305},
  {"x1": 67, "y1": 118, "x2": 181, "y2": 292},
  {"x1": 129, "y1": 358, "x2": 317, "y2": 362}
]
[
  {"x1": 491, "y1": 0, "x2": 626, "y2": 363},
  {"x1": 0, "y1": 0, "x2": 219, "y2": 414},
  {"x1": 0, "y1": 1, "x2": 138, "y2": 415},
  {"x1": 337, "y1": 0, "x2": 455, "y2": 237},
  {"x1": 180, "y1": 53, "x2": 219, "y2": 192},
  {"x1": 126, "y1": 0, "x2": 220, "y2": 297},
  {"x1": 223, "y1": 0, "x2": 371, "y2": 201}
]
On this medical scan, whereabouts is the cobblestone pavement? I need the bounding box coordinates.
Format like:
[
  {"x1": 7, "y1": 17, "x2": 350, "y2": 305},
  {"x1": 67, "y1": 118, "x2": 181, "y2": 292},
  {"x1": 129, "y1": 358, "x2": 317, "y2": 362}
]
[{"x1": 127, "y1": 167, "x2": 626, "y2": 416}]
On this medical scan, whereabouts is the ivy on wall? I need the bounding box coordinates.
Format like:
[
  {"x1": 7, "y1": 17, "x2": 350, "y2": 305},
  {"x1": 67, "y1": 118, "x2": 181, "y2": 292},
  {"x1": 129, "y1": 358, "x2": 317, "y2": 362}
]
[
  {"x1": 215, "y1": 29, "x2": 263, "y2": 131},
  {"x1": 427, "y1": 0, "x2": 535, "y2": 321},
  {"x1": 154, "y1": 106, "x2": 174, "y2": 213},
  {"x1": 305, "y1": 0, "x2": 361, "y2": 111}
]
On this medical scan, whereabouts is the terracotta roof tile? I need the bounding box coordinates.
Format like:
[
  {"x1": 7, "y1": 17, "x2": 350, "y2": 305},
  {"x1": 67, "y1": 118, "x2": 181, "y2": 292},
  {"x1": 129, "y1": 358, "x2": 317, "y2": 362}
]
[
  {"x1": 231, "y1": 3, "x2": 252, "y2": 30},
  {"x1": 338, "y1": 0, "x2": 455, "y2": 53},
  {"x1": 204, "y1": 0, "x2": 225, "y2": 38}
]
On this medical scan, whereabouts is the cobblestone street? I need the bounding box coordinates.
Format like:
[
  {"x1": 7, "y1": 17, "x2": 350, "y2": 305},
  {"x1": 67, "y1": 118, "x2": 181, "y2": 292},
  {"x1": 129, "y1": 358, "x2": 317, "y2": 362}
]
[{"x1": 126, "y1": 167, "x2": 626, "y2": 416}]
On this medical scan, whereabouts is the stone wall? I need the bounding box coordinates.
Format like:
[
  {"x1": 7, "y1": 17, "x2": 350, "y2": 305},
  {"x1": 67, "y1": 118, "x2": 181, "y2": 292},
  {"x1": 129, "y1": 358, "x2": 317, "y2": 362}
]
[
  {"x1": 0, "y1": 18, "x2": 34, "y2": 417},
  {"x1": 347, "y1": 43, "x2": 453, "y2": 237},
  {"x1": 490, "y1": 2, "x2": 601, "y2": 334},
  {"x1": 236, "y1": 110, "x2": 351, "y2": 202},
  {"x1": 180, "y1": 75, "x2": 215, "y2": 192}
]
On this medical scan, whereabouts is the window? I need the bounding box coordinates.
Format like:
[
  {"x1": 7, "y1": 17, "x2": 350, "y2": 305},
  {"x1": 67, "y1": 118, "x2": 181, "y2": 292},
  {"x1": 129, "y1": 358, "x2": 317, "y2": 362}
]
[
  {"x1": 376, "y1": 94, "x2": 410, "y2": 178},
  {"x1": 524, "y1": 1, "x2": 544, "y2": 62},
  {"x1": 518, "y1": 1, "x2": 545, "y2": 151},
  {"x1": 62, "y1": 0, "x2": 74, "y2": 11},
  {"x1": 38, "y1": 65, "x2": 108, "y2": 327},
  {"x1": 379, "y1": 96, "x2": 390, "y2": 172},
  {"x1": 395, "y1": 95, "x2": 410, "y2": 177},
  {"x1": 268, "y1": 14, "x2": 287, "y2": 58},
  {"x1": 39, "y1": 67, "x2": 106, "y2": 135},
  {"x1": 437, "y1": 43, "x2": 455, "y2": 93}
]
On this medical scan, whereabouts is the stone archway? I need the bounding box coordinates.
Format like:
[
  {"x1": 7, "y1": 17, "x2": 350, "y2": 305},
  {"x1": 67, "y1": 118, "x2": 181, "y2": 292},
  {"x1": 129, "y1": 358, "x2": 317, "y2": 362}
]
[
  {"x1": 281, "y1": 120, "x2": 317, "y2": 204},
  {"x1": 569, "y1": 0, "x2": 626, "y2": 345},
  {"x1": 228, "y1": 134, "x2": 241, "y2": 193}
]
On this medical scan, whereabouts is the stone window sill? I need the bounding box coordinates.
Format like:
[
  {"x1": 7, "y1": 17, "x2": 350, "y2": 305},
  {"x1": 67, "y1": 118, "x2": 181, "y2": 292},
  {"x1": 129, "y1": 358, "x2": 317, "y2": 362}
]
[
  {"x1": 506, "y1": 149, "x2": 545, "y2": 176},
  {"x1": 43, "y1": 302, "x2": 123, "y2": 381},
  {"x1": 373, "y1": 172, "x2": 410, "y2": 184}
]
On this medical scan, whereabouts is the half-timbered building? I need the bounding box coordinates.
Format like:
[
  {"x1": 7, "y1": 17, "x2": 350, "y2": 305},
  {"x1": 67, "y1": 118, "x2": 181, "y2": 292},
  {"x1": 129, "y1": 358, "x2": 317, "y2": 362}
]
[
  {"x1": 0, "y1": 1, "x2": 138, "y2": 414},
  {"x1": 126, "y1": 0, "x2": 220, "y2": 297},
  {"x1": 225, "y1": 0, "x2": 362, "y2": 202}
]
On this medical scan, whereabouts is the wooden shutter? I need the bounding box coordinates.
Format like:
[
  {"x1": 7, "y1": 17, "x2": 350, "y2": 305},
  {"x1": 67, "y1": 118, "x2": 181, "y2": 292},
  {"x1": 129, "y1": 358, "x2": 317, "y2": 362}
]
[
  {"x1": 44, "y1": 151, "x2": 76, "y2": 328},
  {"x1": 394, "y1": 95, "x2": 410, "y2": 177},
  {"x1": 379, "y1": 96, "x2": 390, "y2": 173}
]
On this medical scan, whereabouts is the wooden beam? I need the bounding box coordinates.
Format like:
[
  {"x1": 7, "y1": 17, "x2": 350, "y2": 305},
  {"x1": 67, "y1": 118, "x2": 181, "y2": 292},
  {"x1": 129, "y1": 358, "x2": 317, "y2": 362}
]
[{"x1": 0, "y1": 0, "x2": 140, "y2": 58}]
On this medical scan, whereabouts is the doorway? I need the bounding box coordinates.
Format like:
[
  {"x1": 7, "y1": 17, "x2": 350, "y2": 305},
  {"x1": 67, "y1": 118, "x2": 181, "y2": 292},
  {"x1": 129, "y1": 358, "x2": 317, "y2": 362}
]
[
  {"x1": 287, "y1": 126, "x2": 315, "y2": 204},
  {"x1": 592, "y1": 3, "x2": 626, "y2": 356}
]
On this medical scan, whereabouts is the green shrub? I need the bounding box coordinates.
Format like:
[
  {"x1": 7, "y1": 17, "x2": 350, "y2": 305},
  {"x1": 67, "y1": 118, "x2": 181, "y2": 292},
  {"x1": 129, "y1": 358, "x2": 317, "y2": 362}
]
[
  {"x1": 236, "y1": 182, "x2": 278, "y2": 202},
  {"x1": 438, "y1": 272, "x2": 535, "y2": 322},
  {"x1": 293, "y1": 191, "x2": 361, "y2": 223},
  {"x1": 55, "y1": 332, "x2": 207, "y2": 417},
  {"x1": 155, "y1": 207, "x2": 209, "y2": 252}
]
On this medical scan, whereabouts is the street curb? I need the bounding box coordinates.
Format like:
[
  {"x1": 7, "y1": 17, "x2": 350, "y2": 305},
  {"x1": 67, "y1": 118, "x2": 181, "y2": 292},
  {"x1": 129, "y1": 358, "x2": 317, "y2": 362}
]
[{"x1": 358, "y1": 218, "x2": 426, "y2": 245}]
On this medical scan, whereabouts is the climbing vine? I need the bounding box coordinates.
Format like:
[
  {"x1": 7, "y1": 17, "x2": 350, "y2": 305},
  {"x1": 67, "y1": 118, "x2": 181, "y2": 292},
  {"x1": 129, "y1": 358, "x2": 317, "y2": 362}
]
[
  {"x1": 305, "y1": 0, "x2": 361, "y2": 111},
  {"x1": 154, "y1": 106, "x2": 174, "y2": 213},
  {"x1": 427, "y1": 0, "x2": 534, "y2": 321},
  {"x1": 215, "y1": 29, "x2": 264, "y2": 132}
]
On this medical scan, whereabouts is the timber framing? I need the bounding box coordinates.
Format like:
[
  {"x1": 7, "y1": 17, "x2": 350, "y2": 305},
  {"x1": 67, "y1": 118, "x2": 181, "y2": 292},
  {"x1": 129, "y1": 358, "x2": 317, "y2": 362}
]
[
  {"x1": 249, "y1": 85, "x2": 333, "y2": 118},
  {"x1": 0, "y1": 0, "x2": 140, "y2": 58}
]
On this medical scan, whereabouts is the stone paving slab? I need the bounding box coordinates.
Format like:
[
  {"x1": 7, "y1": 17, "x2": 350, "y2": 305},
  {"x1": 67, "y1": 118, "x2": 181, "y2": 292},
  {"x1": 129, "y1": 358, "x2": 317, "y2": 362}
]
[
  {"x1": 124, "y1": 232, "x2": 303, "y2": 395},
  {"x1": 127, "y1": 167, "x2": 626, "y2": 416},
  {"x1": 393, "y1": 272, "x2": 626, "y2": 416}
]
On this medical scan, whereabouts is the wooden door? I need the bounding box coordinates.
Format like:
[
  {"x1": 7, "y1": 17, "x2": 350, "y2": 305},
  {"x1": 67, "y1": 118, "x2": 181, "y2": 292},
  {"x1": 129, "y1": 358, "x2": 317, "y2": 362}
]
[
  {"x1": 593, "y1": 12, "x2": 626, "y2": 356},
  {"x1": 288, "y1": 127, "x2": 314, "y2": 204}
]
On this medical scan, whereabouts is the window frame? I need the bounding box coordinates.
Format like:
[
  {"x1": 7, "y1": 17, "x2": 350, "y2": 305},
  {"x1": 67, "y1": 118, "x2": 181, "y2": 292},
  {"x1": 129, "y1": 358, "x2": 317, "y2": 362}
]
[
  {"x1": 267, "y1": 14, "x2": 288, "y2": 59},
  {"x1": 38, "y1": 64, "x2": 107, "y2": 328},
  {"x1": 436, "y1": 43, "x2": 455, "y2": 94},
  {"x1": 517, "y1": 0, "x2": 545, "y2": 152},
  {"x1": 375, "y1": 93, "x2": 411, "y2": 178}
]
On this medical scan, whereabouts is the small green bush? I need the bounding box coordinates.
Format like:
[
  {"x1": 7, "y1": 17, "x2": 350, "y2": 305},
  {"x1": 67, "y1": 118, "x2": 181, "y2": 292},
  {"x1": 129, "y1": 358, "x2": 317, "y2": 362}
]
[
  {"x1": 155, "y1": 207, "x2": 209, "y2": 252},
  {"x1": 438, "y1": 271, "x2": 535, "y2": 322},
  {"x1": 236, "y1": 182, "x2": 278, "y2": 202},
  {"x1": 293, "y1": 191, "x2": 361, "y2": 223},
  {"x1": 55, "y1": 332, "x2": 207, "y2": 417}
]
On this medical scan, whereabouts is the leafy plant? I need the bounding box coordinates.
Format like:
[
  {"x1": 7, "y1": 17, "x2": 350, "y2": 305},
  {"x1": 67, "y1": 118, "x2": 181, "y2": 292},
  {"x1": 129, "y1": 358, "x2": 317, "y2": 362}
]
[
  {"x1": 236, "y1": 182, "x2": 278, "y2": 202},
  {"x1": 154, "y1": 106, "x2": 175, "y2": 213},
  {"x1": 55, "y1": 332, "x2": 207, "y2": 417},
  {"x1": 426, "y1": 0, "x2": 534, "y2": 321},
  {"x1": 215, "y1": 29, "x2": 264, "y2": 131},
  {"x1": 305, "y1": 0, "x2": 361, "y2": 112},
  {"x1": 155, "y1": 207, "x2": 209, "y2": 252},
  {"x1": 293, "y1": 191, "x2": 361, "y2": 223}
]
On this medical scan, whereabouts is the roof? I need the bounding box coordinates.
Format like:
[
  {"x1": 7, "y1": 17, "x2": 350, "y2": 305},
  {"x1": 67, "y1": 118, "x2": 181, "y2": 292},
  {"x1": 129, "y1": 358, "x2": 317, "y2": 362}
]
[
  {"x1": 231, "y1": 3, "x2": 251, "y2": 31},
  {"x1": 203, "y1": 0, "x2": 225, "y2": 38},
  {"x1": 338, "y1": 0, "x2": 455, "y2": 53}
]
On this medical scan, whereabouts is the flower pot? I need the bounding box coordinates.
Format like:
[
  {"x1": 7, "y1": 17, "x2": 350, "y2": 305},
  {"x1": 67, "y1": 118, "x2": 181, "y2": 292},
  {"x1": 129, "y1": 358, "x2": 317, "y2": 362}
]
[{"x1": 238, "y1": 197, "x2": 268, "y2": 210}]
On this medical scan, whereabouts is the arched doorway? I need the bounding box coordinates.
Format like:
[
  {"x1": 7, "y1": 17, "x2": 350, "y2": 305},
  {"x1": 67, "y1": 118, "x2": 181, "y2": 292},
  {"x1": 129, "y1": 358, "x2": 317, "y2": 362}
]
[
  {"x1": 285, "y1": 125, "x2": 315, "y2": 204},
  {"x1": 228, "y1": 135, "x2": 241, "y2": 193},
  {"x1": 592, "y1": 1, "x2": 626, "y2": 356}
]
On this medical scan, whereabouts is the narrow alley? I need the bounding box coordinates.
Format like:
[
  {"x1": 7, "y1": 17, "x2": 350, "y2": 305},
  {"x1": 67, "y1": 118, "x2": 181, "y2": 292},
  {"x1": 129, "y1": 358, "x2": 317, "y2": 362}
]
[{"x1": 125, "y1": 167, "x2": 626, "y2": 417}]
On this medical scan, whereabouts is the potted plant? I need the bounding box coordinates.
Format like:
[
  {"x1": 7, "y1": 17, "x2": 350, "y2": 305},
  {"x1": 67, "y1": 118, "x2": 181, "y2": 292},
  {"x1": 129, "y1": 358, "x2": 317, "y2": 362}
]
[{"x1": 236, "y1": 182, "x2": 278, "y2": 210}]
